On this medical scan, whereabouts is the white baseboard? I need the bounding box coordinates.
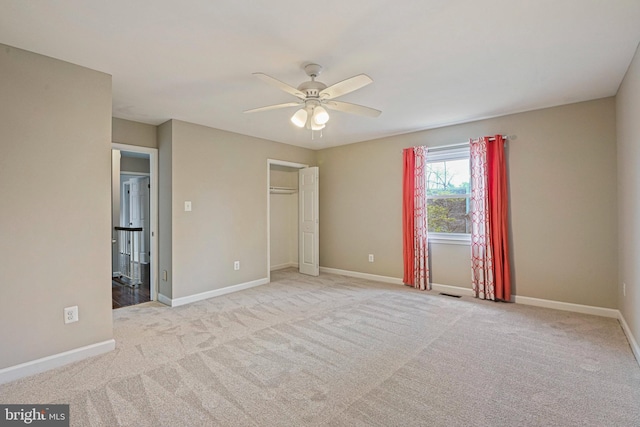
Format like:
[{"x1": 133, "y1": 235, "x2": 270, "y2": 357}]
[
  {"x1": 319, "y1": 267, "x2": 621, "y2": 315},
  {"x1": 319, "y1": 267, "x2": 477, "y2": 297},
  {"x1": 162, "y1": 278, "x2": 269, "y2": 307},
  {"x1": 0, "y1": 339, "x2": 115, "y2": 385},
  {"x1": 514, "y1": 295, "x2": 619, "y2": 318},
  {"x1": 618, "y1": 312, "x2": 640, "y2": 366},
  {"x1": 270, "y1": 262, "x2": 297, "y2": 271},
  {"x1": 431, "y1": 283, "x2": 475, "y2": 297},
  {"x1": 157, "y1": 293, "x2": 171, "y2": 306},
  {"x1": 317, "y1": 267, "x2": 640, "y2": 367},
  {"x1": 319, "y1": 267, "x2": 403, "y2": 285}
]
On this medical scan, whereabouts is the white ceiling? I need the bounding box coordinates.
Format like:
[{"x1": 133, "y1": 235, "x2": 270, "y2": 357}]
[{"x1": 1, "y1": 1, "x2": 639, "y2": 150}]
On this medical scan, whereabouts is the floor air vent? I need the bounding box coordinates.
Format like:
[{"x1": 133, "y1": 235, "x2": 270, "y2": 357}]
[{"x1": 439, "y1": 293, "x2": 462, "y2": 298}]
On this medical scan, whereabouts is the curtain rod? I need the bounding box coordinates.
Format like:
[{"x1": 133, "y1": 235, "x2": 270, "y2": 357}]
[
  {"x1": 487, "y1": 134, "x2": 510, "y2": 141},
  {"x1": 420, "y1": 135, "x2": 511, "y2": 152}
]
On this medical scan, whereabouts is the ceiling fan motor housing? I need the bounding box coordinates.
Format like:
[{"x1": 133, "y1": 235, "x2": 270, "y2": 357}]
[{"x1": 297, "y1": 80, "x2": 327, "y2": 99}]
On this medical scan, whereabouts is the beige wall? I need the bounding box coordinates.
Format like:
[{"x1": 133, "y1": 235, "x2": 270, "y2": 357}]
[
  {"x1": 617, "y1": 43, "x2": 640, "y2": 347},
  {"x1": 317, "y1": 98, "x2": 618, "y2": 308},
  {"x1": 112, "y1": 117, "x2": 157, "y2": 148},
  {"x1": 160, "y1": 120, "x2": 315, "y2": 300},
  {"x1": 158, "y1": 120, "x2": 173, "y2": 298},
  {"x1": 0, "y1": 44, "x2": 113, "y2": 368}
]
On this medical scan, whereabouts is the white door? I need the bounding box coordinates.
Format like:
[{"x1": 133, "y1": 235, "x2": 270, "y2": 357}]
[
  {"x1": 299, "y1": 167, "x2": 319, "y2": 276},
  {"x1": 141, "y1": 177, "x2": 150, "y2": 264},
  {"x1": 111, "y1": 150, "x2": 121, "y2": 277},
  {"x1": 129, "y1": 177, "x2": 149, "y2": 263},
  {"x1": 119, "y1": 182, "x2": 131, "y2": 262}
]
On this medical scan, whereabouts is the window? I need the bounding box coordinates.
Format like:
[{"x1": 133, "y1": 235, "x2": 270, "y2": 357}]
[{"x1": 426, "y1": 146, "x2": 471, "y2": 244}]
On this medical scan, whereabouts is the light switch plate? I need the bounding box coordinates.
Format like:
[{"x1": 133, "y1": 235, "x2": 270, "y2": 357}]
[{"x1": 184, "y1": 201, "x2": 192, "y2": 212}]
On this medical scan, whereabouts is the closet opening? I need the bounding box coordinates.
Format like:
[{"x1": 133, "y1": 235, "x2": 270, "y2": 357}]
[{"x1": 267, "y1": 159, "x2": 318, "y2": 281}]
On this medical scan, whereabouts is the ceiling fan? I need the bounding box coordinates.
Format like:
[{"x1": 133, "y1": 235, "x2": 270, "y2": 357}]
[{"x1": 244, "y1": 63, "x2": 381, "y2": 131}]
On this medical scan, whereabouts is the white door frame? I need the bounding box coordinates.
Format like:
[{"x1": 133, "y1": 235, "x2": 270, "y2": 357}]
[
  {"x1": 267, "y1": 159, "x2": 308, "y2": 282},
  {"x1": 112, "y1": 143, "x2": 159, "y2": 302}
]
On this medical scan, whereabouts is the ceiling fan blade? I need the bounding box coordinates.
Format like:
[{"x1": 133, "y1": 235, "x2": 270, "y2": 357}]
[
  {"x1": 244, "y1": 102, "x2": 301, "y2": 114},
  {"x1": 253, "y1": 73, "x2": 305, "y2": 99},
  {"x1": 325, "y1": 101, "x2": 381, "y2": 118},
  {"x1": 319, "y1": 74, "x2": 373, "y2": 99}
]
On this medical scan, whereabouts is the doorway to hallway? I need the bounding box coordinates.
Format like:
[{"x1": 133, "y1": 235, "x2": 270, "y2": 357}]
[{"x1": 111, "y1": 144, "x2": 158, "y2": 309}]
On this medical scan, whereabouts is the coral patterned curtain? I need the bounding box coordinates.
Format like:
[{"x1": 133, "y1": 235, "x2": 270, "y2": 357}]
[
  {"x1": 470, "y1": 135, "x2": 511, "y2": 301},
  {"x1": 402, "y1": 146, "x2": 430, "y2": 290}
]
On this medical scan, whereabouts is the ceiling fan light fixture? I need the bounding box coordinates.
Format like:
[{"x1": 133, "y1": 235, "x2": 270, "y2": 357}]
[
  {"x1": 310, "y1": 121, "x2": 325, "y2": 131},
  {"x1": 313, "y1": 106, "x2": 329, "y2": 125},
  {"x1": 248, "y1": 64, "x2": 380, "y2": 137},
  {"x1": 290, "y1": 108, "x2": 307, "y2": 128}
]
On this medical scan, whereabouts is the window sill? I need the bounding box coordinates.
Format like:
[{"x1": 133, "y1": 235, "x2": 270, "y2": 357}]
[{"x1": 428, "y1": 233, "x2": 471, "y2": 246}]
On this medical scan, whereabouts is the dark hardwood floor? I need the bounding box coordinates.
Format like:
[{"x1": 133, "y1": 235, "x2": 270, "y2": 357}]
[{"x1": 112, "y1": 263, "x2": 151, "y2": 309}]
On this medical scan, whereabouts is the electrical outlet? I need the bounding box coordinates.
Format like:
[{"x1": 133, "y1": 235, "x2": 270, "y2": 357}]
[
  {"x1": 234, "y1": 261, "x2": 240, "y2": 271},
  {"x1": 368, "y1": 254, "x2": 374, "y2": 263},
  {"x1": 162, "y1": 270, "x2": 168, "y2": 281},
  {"x1": 64, "y1": 306, "x2": 78, "y2": 324}
]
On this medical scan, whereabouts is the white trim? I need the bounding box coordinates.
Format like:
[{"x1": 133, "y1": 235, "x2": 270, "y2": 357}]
[
  {"x1": 161, "y1": 278, "x2": 269, "y2": 307},
  {"x1": 0, "y1": 339, "x2": 115, "y2": 385},
  {"x1": 318, "y1": 268, "x2": 475, "y2": 297},
  {"x1": 270, "y1": 262, "x2": 297, "y2": 271},
  {"x1": 157, "y1": 293, "x2": 172, "y2": 306},
  {"x1": 427, "y1": 194, "x2": 471, "y2": 200},
  {"x1": 425, "y1": 146, "x2": 471, "y2": 239},
  {"x1": 427, "y1": 145, "x2": 470, "y2": 161},
  {"x1": 313, "y1": 267, "x2": 640, "y2": 367},
  {"x1": 268, "y1": 159, "x2": 309, "y2": 169},
  {"x1": 431, "y1": 283, "x2": 475, "y2": 297},
  {"x1": 319, "y1": 267, "x2": 403, "y2": 285},
  {"x1": 267, "y1": 159, "x2": 308, "y2": 283},
  {"x1": 318, "y1": 267, "x2": 623, "y2": 316},
  {"x1": 514, "y1": 295, "x2": 619, "y2": 318},
  {"x1": 429, "y1": 233, "x2": 471, "y2": 245},
  {"x1": 111, "y1": 143, "x2": 159, "y2": 303},
  {"x1": 120, "y1": 171, "x2": 150, "y2": 176},
  {"x1": 618, "y1": 312, "x2": 640, "y2": 366}
]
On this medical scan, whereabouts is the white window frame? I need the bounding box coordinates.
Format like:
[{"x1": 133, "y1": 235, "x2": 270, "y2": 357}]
[{"x1": 426, "y1": 145, "x2": 471, "y2": 246}]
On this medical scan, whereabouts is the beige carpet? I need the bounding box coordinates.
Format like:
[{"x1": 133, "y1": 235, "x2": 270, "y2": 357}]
[{"x1": 1, "y1": 268, "x2": 639, "y2": 426}]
